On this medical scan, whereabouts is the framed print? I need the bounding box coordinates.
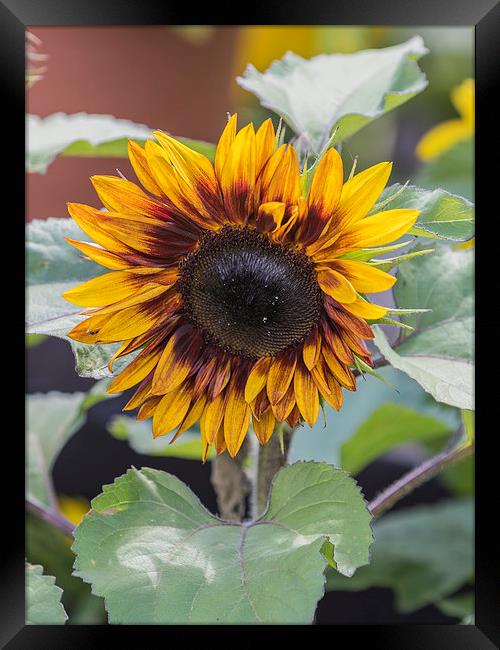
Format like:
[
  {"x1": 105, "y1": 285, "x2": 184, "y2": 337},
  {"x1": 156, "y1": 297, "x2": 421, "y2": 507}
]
[{"x1": 2, "y1": 0, "x2": 498, "y2": 645}]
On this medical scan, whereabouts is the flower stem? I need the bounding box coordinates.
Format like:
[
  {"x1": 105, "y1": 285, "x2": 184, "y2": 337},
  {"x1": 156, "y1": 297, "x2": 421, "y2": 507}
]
[
  {"x1": 26, "y1": 497, "x2": 74, "y2": 537},
  {"x1": 368, "y1": 436, "x2": 474, "y2": 519},
  {"x1": 210, "y1": 437, "x2": 251, "y2": 522},
  {"x1": 254, "y1": 425, "x2": 294, "y2": 519}
]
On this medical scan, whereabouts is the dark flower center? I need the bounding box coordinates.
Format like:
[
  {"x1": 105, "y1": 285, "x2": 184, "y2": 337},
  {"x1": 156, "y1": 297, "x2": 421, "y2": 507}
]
[{"x1": 179, "y1": 226, "x2": 321, "y2": 357}]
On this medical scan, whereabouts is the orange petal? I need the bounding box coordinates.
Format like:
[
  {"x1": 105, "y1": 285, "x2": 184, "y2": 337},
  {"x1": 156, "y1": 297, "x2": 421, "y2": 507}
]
[
  {"x1": 267, "y1": 348, "x2": 297, "y2": 405},
  {"x1": 224, "y1": 386, "x2": 251, "y2": 457},
  {"x1": 260, "y1": 145, "x2": 301, "y2": 206},
  {"x1": 272, "y1": 381, "x2": 296, "y2": 421},
  {"x1": 245, "y1": 356, "x2": 272, "y2": 403},
  {"x1": 255, "y1": 201, "x2": 286, "y2": 233},
  {"x1": 302, "y1": 326, "x2": 321, "y2": 370},
  {"x1": 322, "y1": 346, "x2": 356, "y2": 390},
  {"x1": 108, "y1": 343, "x2": 162, "y2": 393},
  {"x1": 137, "y1": 395, "x2": 162, "y2": 421},
  {"x1": 202, "y1": 392, "x2": 227, "y2": 444},
  {"x1": 253, "y1": 410, "x2": 276, "y2": 445},
  {"x1": 294, "y1": 361, "x2": 319, "y2": 427}
]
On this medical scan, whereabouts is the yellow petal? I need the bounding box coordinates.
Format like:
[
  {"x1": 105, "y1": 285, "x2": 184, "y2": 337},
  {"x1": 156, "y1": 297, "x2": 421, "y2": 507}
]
[
  {"x1": 415, "y1": 119, "x2": 472, "y2": 162},
  {"x1": 317, "y1": 268, "x2": 357, "y2": 304},
  {"x1": 302, "y1": 326, "x2": 321, "y2": 371},
  {"x1": 256, "y1": 201, "x2": 286, "y2": 233},
  {"x1": 338, "y1": 209, "x2": 420, "y2": 249},
  {"x1": 65, "y1": 238, "x2": 131, "y2": 271},
  {"x1": 336, "y1": 162, "x2": 393, "y2": 229},
  {"x1": 220, "y1": 123, "x2": 256, "y2": 224},
  {"x1": 255, "y1": 118, "x2": 275, "y2": 176},
  {"x1": 202, "y1": 392, "x2": 227, "y2": 444},
  {"x1": 342, "y1": 295, "x2": 388, "y2": 319},
  {"x1": 260, "y1": 145, "x2": 301, "y2": 205},
  {"x1": 108, "y1": 344, "x2": 162, "y2": 393},
  {"x1": 152, "y1": 384, "x2": 192, "y2": 438},
  {"x1": 128, "y1": 139, "x2": 163, "y2": 196},
  {"x1": 91, "y1": 175, "x2": 167, "y2": 219},
  {"x1": 326, "y1": 259, "x2": 396, "y2": 293},
  {"x1": 63, "y1": 268, "x2": 172, "y2": 308},
  {"x1": 451, "y1": 78, "x2": 474, "y2": 126},
  {"x1": 214, "y1": 113, "x2": 237, "y2": 181}
]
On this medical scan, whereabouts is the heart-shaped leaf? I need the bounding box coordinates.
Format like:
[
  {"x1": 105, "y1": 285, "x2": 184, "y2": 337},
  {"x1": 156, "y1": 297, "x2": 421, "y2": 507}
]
[{"x1": 72, "y1": 462, "x2": 372, "y2": 623}]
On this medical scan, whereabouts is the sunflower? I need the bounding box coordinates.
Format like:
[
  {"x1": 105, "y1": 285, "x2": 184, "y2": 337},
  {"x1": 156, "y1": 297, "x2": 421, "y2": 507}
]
[{"x1": 64, "y1": 115, "x2": 419, "y2": 459}]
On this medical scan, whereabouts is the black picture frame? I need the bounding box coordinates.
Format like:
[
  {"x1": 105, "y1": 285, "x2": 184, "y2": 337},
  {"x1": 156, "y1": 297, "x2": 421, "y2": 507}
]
[{"x1": 7, "y1": 0, "x2": 499, "y2": 645}]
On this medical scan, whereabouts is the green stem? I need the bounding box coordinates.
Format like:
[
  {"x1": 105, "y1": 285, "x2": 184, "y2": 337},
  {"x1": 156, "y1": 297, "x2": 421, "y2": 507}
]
[{"x1": 26, "y1": 497, "x2": 74, "y2": 537}]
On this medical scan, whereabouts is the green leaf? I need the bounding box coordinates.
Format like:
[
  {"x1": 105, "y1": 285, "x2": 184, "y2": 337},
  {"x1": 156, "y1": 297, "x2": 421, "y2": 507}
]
[
  {"x1": 27, "y1": 386, "x2": 111, "y2": 508},
  {"x1": 461, "y1": 410, "x2": 475, "y2": 447},
  {"x1": 373, "y1": 183, "x2": 474, "y2": 242},
  {"x1": 27, "y1": 112, "x2": 151, "y2": 173},
  {"x1": 72, "y1": 462, "x2": 372, "y2": 623},
  {"x1": 237, "y1": 37, "x2": 428, "y2": 154},
  {"x1": 327, "y1": 498, "x2": 473, "y2": 612},
  {"x1": 26, "y1": 514, "x2": 107, "y2": 624},
  {"x1": 26, "y1": 333, "x2": 47, "y2": 347},
  {"x1": 27, "y1": 112, "x2": 216, "y2": 173},
  {"x1": 107, "y1": 415, "x2": 215, "y2": 461},
  {"x1": 26, "y1": 562, "x2": 68, "y2": 625},
  {"x1": 373, "y1": 244, "x2": 474, "y2": 409},
  {"x1": 341, "y1": 403, "x2": 452, "y2": 475},
  {"x1": 415, "y1": 138, "x2": 474, "y2": 201},
  {"x1": 26, "y1": 217, "x2": 132, "y2": 378},
  {"x1": 436, "y1": 592, "x2": 474, "y2": 623}
]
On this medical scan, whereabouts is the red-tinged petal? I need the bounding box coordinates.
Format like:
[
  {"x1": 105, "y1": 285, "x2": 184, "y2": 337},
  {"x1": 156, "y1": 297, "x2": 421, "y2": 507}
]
[
  {"x1": 152, "y1": 324, "x2": 203, "y2": 395},
  {"x1": 324, "y1": 301, "x2": 374, "y2": 340},
  {"x1": 322, "y1": 346, "x2": 356, "y2": 390},
  {"x1": 255, "y1": 202, "x2": 286, "y2": 233},
  {"x1": 302, "y1": 326, "x2": 321, "y2": 370},
  {"x1": 250, "y1": 389, "x2": 271, "y2": 421},
  {"x1": 91, "y1": 175, "x2": 169, "y2": 220},
  {"x1": 170, "y1": 392, "x2": 207, "y2": 442},
  {"x1": 294, "y1": 361, "x2": 319, "y2": 427},
  {"x1": 302, "y1": 147, "x2": 343, "y2": 244},
  {"x1": 260, "y1": 145, "x2": 301, "y2": 206},
  {"x1": 202, "y1": 392, "x2": 226, "y2": 444},
  {"x1": 210, "y1": 356, "x2": 232, "y2": 399},
  {"x1": 245, "y1": 356, "x2": 272, "y2": 403},
  {"x1": 267, "y1": 348, "x2": 297, "y2": 405},
  {"x1": 317, "y1": 267, "x2": 357, "y2": 304},
  {"x1": 272, "y1": 381, "x2": 296, "y2": 421},
  {"x1": 128, "y1": 139, "x2": 163, "y2": 197},
  {"x1": 137, "y1": 395, "x2": 162, "y2": 421},
  {"x1": 152, "y1": 383, "x2": 192, "y2": 438}
]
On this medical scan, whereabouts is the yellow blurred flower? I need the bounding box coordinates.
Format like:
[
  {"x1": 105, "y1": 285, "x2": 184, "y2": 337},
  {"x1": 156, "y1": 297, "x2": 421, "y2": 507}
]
[
  {"x1": 57, "y1": 494, "x2": 90, "y2": 526},
  {"x1": 416, "y1": 78, "x2": 474, "y2": 162}
]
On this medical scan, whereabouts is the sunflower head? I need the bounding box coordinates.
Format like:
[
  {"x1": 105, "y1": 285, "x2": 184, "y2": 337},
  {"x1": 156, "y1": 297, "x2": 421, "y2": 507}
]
[{"x1": 64, "y1": 115, "x2": 419, "y2": 459}]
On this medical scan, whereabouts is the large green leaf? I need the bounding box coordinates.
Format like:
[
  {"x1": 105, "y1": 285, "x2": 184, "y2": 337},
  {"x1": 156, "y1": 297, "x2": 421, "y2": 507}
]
[
  {"x1": 26, "y1": 217, "x2": 134, "y2": 378},
  {"x1": 373, "y1": 184, "x2": 474, "y2": 242},
  {"x1": 437, "y1": 592, "x2": 474, "y2": 623},
  {"x1": 328, "y1": 498, "x2": 473, "y2": 612},
  {"x1": 26, "y1": 563, "x2": 68, "y2": 625},
  {"x1": 341, "y1": 403, "x2": 452, "y2": 476},
  {"x1": 27, "y1": 112, "x2": 215, "y2": 174},
  {"x1": 237, "y1": 37, "x2": 428, "y2": 154},
  {"x1": 72, "y1": 462, "x2": 372, "y2": 623},
  {"x1": 107, "y1": 415, "x2": 215, "y2": 461},
  {"x1": 415, "y1": 138, "x2": 474, "y2": 201},
  {"x1": 27, "y1": 386, "x2": 111, "y2": 508},
  {"x1": 373, "y1": 244, "x2": 474, "y2": 409}
]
